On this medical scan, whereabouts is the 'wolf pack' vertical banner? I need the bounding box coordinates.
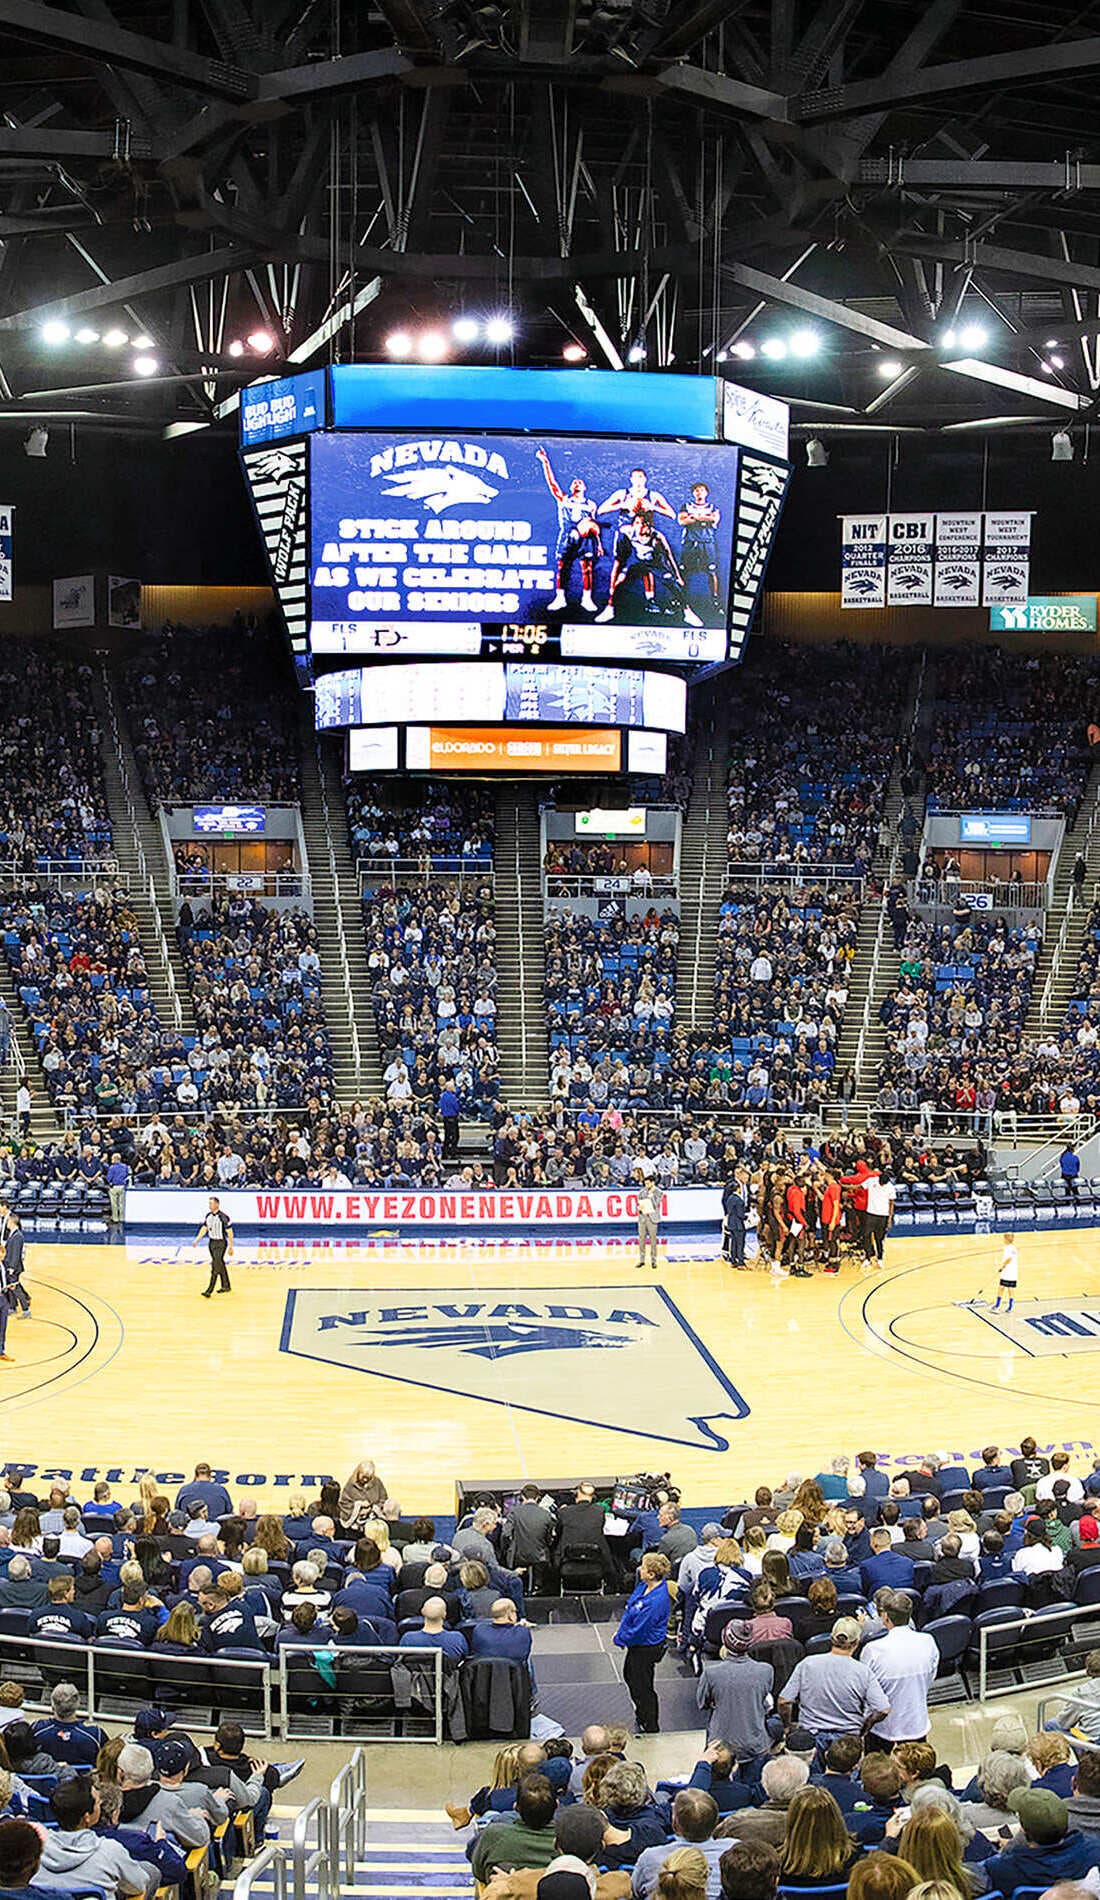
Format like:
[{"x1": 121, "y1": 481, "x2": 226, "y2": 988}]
[
  {"x1": 886, "y1": 513, "x2": 934, "y2": 605},
  {"x1": 0, "y1": 506, "x2": 11, "y2": 602},
  {"x1": 933, "y1": 512, "x2": 982, "y2": 606},
  {"x1": 982, "y1": 512, "x2": 1032, "y2": 608},
  {"x1": 840, "y1": 514, "x2": 886, "y2": 608}
]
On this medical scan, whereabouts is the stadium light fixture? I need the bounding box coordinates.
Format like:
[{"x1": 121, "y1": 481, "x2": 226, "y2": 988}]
[
  {"x1": 1052, "y1": 429, "x2": 1074, "y2": 461},
  {"x1": 452, "y1": 316, "x2": 480, "y2": 344},
  {"x1": 562, "y1": 342, "x2": 587, "y2": 362},
  {"x1": 877, "y1": 358, "x2": 903, "y2": 378},
  {"x1": 760, "y1": 337, "x2": 788, "y2": 361},
  {"x1": 627, "y1": 342, "x2": 647, "y2": 363},
  {"x1": 133, "y1": 354, "x2": 159, "y2": 377},
  {"x1": 103, "y1": 327, "x2": 128, "y2": 348},
  {"x1": 131, "y1": 334, "x2": 154, "y2": 351},
  {"x1": 40, "y1": 320, "x2": 70, "y2": 345},
  {"x1": 940, "y1": 327, "x2": 957, "y2": 349},
  {"x1": 958, "y1": 323, "x2": 988, "y2": 351},
  {"x1": 416, "y1": 329, "x2": 450, "y2": 361},
  {"x1": 730, "y1": 340, "x2": 756, "y2": 361},
  {"x1": 247, "y1": 330, "x2": 275, "y2": 353},
  {"x1": 789, "y1": 329, "x2": 820, "y2": 358},
  {"x1": 384, "y1": 330, "x2": 413, "y2": 358},
  {"x1": 485, "y1": 315, "x2": 515, "y2": 345},
  {"x1": 805, "y1": 436, "x2": 828, "y2": 467},
  {"x1": 227, "y1": 340, "x2": 244, "y2": 358},
  {"x1": 74, "y1": 326, "x2": 100, "y2": 345}
]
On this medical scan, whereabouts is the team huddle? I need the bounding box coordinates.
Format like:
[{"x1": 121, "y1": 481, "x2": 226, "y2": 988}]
[{"x1": 536, "y1": 448, "x2": 722, "y2": 623}]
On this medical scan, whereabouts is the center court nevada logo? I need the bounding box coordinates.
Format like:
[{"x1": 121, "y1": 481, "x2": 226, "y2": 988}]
[{"x1": 280, "y1": 1284, "x2": 749, "y2": 1451}]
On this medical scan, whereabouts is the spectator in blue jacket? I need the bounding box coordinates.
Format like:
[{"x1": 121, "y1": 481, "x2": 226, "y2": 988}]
[
  {"x1": 972, "y1": 1447, "x2": 1014, "y2": 1494},
  {"x1": 859, "y1": 1529, "x2": 915, "y2": 1595},
  {"x1": 1061, "y1": 1141, "x2": 1082, "y2": 1198},
  {"x1": 614, "y1": 1551, "x2": 672, "y2": 1734},
  {"x1": 985, "y1": 1788, "x2": 1100, "y2": 1894}
]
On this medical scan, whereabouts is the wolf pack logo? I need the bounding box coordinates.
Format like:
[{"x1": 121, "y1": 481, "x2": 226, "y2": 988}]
[
  {"x1": 281, "y1": 1284, "x2": 750, "y2": 1450},
  {"x1": 964, "y1": 1298, "x2": 1100, "y2": 1357},
  {"x1": 248, "y1": 447, "x2": 297, "y2": 485},
  {"x1": 369, "y1": 439, "x2": 510, "y2": 515}
]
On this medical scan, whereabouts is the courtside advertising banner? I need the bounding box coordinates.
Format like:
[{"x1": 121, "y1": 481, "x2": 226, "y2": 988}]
[
  {"x1": 0, "y1": 505, "x2": 11, "y2": 602},
  {"x1": 127, "y1": 1185, "x2": 723, "y2": 1230},
  {"x1": 308, "y1": 429, "x2": 739, "y2": 646},
  {"x1": 840, "y1": 514, "x2": 887, "y2": 607}
]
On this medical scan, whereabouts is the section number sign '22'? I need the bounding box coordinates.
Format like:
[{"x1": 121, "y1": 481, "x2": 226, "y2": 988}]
[{"x1": 281, "y1": 1284, "x2": 751, "y2": 1451}]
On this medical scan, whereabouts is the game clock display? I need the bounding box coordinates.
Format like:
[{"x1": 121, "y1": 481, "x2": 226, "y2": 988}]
[{"x1": 308, "y1": 428, "x2": 739, "y2": 656}]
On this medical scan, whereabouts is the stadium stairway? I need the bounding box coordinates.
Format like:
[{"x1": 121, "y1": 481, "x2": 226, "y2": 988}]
[
  {"x1": 1023, "y1": 755, "x2": 1100, "y2": 1043},
  {"x1": 228, "y1": 1793, "x2": 471, "y2": 1900},
  {"x1": 676, "y1": 689, "x2": 730, "y2": 1032},
  {"x1": 494, "y1": 785, "x2": 548, "y2": 1104},
  {"x1": 93, "y1": 669, "x2": 197, "y2": 1038},
  {"x1": 0, "y1": 958, "x2": 63, "y2": 1140},
  {"x1": 299, "y1": 727, "x2": 382, "y2": 1100},
  {"x1": 842, "y1": 652, "x2": 928, "y2": 1113}
]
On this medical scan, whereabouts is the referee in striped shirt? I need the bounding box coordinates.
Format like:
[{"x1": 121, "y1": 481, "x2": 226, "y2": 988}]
[{"x1": 196, "y1": 1196, "x2": 234, "y2": 1298}]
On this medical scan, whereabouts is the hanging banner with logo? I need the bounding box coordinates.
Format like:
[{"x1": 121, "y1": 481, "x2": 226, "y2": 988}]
[
  {"x1": 842, "y1": 510, "x2": 1032, "y2": 609},
  {"x1": 982, "y1": 512, "x2": 1032, "y2": 607},
  {"x1": 0, "y1": 506, "x2": 11, "y2": 602},
  {"x1": 886, "y1": 513, "x2": 934, "y2": 605},
  {"x1": 933, "y1": 512, "x2": 982, "y2": 606},
  {"x1": 840, "y1": 514, "x2": 886, "y2": 608}
]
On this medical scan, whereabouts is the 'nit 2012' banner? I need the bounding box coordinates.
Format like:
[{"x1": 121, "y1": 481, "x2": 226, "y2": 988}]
[{"x1": 841, "y1": 510, "x2": 1032, "y2": 609}]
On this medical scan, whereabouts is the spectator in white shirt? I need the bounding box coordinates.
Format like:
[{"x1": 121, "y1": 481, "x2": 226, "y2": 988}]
[
  {"x1": 1036, "y1": 1453, "x2": 1085, "y2": 1504},
  {"x1": 862, "y1": 1590, "x2": 939, "y2": 1744},
  {"x1": 1012, "y1": 1523, "x2": 1064, "y2": 1576}
]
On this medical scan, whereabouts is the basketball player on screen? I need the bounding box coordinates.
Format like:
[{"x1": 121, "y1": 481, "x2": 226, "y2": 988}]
[
  {"x1": 596, "y1": 466, "x2": 676, "y2": 616},
  {"x1": 678, "y1": 481, "x2": 722, "y2": 603},
  {"x1": 536, "y1": 447, "x2": 601, "y2": 615},
  {"x1": 597, "y1": 508, "x2": 701, "y2": 626}
]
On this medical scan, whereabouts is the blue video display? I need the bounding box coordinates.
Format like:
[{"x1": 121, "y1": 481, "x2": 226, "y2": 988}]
[
  {"x1": 309, "y1": 429, "x2": 739, "y2": 647},
  {"x1": 193, "y1": 803, "x2": 266, "y2": 835}
]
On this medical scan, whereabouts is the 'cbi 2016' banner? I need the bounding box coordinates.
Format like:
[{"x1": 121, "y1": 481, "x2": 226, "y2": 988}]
[
  {"x1": 0, "y1": 506, "x2": 11, "y2": 603},
  {"x1": 842, "y1": 511, "x2": 1032, "y2": 609}
]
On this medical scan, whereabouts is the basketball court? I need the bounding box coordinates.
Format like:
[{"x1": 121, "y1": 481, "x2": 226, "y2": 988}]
[{"x1": 4, "y1": 1227, "x2": 1097, "y2": 1506}]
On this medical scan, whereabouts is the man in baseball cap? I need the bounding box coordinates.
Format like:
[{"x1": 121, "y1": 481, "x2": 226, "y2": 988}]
[{"x1": 985, "y1": 1788, "x2": 1100, "y2": 1895}]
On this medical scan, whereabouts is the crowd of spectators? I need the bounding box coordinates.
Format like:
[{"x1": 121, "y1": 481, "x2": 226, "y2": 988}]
[
  {"x1": 346, "y1": 782, "x2": 494, "y2": 867},
  {"x1": 176, "y1": 894, "x2": 333, "y2": 1113},
  {"x1": 364, "y1": 880, "x2": 500, "y2": 1118},
  {"x1": 122, "y1": 621, "x2": 300, "y2": 805},
  {"x1": 0, "y1": 640, "x2": 110, "y2": 868},
  {"x1": 546, "y1": 906, "x2": 679, "y2": 1107},
  {"x1": 925, "y1": 649, "x2": 1098, "y2": 818},
  {"x1": 713, "y1": 884, "x2": 859, "y2": 1104},
  {"x1": 869, "y1": 898, "x2": 1100, "y2": 1130},
  {"x1": 725, "y1": 643, "x2": 907, "y2": 873},
  {"x1": 0, "y1": 885, "x2": 161, "y2": 1119}
]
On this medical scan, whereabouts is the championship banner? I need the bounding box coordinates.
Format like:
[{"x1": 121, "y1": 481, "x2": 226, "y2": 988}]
[
  {"x1": 933, "y1": 512, "x2": 982, "y2": 606},
  {"x1": 0, "y1": 506, "x2": 11, "y2": 602},
  {"x1": 126, "y1": 1184, "x2": 724, "y2": 1231},
  {"x1": 982, "y1": 512, "x2": 1032, "y2": 607},
  {"x1": 840, "y1": 514, "x2": 886, "y2": 608},
  {"x1": 52, "y1": 574, "x2": 95, "y2": 629},
  {"x1": 886, "y1": 513, "x2": 934, "y2": 606}
]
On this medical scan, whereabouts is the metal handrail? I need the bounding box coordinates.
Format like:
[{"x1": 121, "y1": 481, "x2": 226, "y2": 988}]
[
  {"x1": 725, "y1": 858, "x2": 868, "y2": 885},
  {"x1": 235, "y1": 1843, "x2": 288, "y2": 1900},
  {"x1": 543, "y1": 872, "x2": 678, "y2": 899},
  {"x1": 357, "y1": 857, "x2": 495, "y2": 889},
  {"x1": 101, "y1": 666, "x2": 181, "y2": 1030},
  {"x1": 330, "y1": 1749, "x2": 369, "y2": 1886},
  {"x1": 909, "y1": 878, "x2": 1047, "y2": 910},
  {"x1": 291, "y1": 1797, "x2": 334, "y2": 1900},
  {"x1": 0, "y1": 857, "x2": 120, "y2": 885},
  {"x1": 316, "y1": 745, "x2": 362, "y2": 1092},
  {"x1": 175, "y1": 870, "x2": 312, "y2": 901},
  {"x1": 977, "y1": 1600, "x2": 1100, "y2": 1702},
  {"x1": 0, "y1": 1630, "x2": 272, "y2": 1732}
]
